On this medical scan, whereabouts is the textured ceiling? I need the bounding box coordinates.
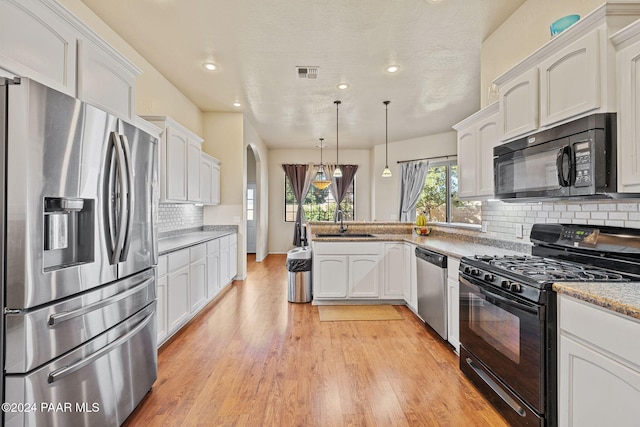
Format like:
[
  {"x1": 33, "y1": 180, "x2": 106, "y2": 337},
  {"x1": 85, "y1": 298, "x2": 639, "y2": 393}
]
[{"x1": 80, "y1": 0, "x2": 524, "y2": 149}]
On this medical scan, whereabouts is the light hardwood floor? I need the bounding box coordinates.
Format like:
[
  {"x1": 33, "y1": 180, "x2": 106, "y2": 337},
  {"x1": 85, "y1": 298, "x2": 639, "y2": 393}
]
[{"x1": 123, "y1": 254, "x2": 508, "y2": 426}]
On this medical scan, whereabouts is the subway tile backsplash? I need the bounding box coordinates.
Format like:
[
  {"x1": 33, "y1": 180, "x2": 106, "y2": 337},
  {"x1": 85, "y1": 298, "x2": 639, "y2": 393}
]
[
  {"x1": 158, "y1": 203, "x2": 204, "y2": 233},
  {"x1": 482, "y1": 200, "x2": 640, "y2": 241}
]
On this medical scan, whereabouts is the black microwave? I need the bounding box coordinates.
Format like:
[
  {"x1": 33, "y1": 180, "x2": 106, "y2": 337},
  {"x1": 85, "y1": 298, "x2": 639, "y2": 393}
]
[{"x1": 493, "y1": 113, "x2": 624, "y2": 201}]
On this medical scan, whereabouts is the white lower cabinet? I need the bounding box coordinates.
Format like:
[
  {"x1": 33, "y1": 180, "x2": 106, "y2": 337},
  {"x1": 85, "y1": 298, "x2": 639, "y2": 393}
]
[
  {"x1": 446, "y1": 257, "x2": 461, "y2": 353},
  {"x1": 382, "y1": 243, "x2": 406, "y2": 299},
  {"x1": 349, "y1": 255, "x2": 380, "y2": 298},
  {"x1": 314, "y1": 255, "x2": 349, "y2": 298},
  {"x1": 558, "y1": 295, "x2": 640, "y2": 426},
  {"x1": 206, "y1": 239, "x2": 221, "y2": 299},
  {"x1": 219, "y1": 235, "x2": 230, "y2": 285},
  {"x1": 404, "y1": 244, "x2": 418, "y2": 311},
  {"x1": 230, "y1": 233, "x2": 238, "y2": 280},
  {"x1": 156, "y1": 256, "x2": 168, "y2": 344},
  {"x1": 167, "y1": 249, "x2": 191, "y2": 334},
  {"x1": 189, "y1": 244, "x2": 207, "y2": 313}
]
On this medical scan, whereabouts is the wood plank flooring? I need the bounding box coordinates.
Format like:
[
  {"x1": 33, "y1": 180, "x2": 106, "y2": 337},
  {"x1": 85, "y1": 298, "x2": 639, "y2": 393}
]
[{"x1": 123, "y1": 254, "x2": 508, "y2": 426}]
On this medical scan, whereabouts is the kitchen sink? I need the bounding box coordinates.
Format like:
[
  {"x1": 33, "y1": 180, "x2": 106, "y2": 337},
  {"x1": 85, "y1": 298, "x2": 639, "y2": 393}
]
[{"x1": 315, "y1": 233, "x2": 376, "y2": 238}]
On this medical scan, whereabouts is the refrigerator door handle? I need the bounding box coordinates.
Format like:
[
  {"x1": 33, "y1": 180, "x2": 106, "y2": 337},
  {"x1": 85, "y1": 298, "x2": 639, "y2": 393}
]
[
  {"x1": 111, "y1": 132, "x2": 128, "y2": 264},
  {"x1": 47, "y1": 311, "x2": 154, "y2": 384},
  {"x1": 119, "y1": 134, "x2": 135, "y2": 262},
  {"x1": 105, "y1": 134, "x2": 118, "y2": 260},
  {"x1": 47, "y1": 277, "x2": 154, "y2": 326}
]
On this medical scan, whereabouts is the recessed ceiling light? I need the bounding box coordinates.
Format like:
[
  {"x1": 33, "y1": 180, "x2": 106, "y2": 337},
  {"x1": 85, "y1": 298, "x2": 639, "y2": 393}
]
[
  {"x1": 337, "y1": 83, "x2": 349, "y2": 90},
  {"x1": 386, "y1": 65, "x2": 400, "y2": 73},
  {"x1": 203, "y1": 62, "x2": 217, "y2": 71},
  {"x1": 233, "y1": 101, "x2": 241, "y2": 108}
]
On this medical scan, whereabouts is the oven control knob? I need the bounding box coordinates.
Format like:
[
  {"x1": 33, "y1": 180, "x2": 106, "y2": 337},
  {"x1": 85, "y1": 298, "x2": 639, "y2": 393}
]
[
  {"x1": 509, "y1": 283, "x2": 522, "y2": 293},
  {"x1": 483, "y1": 273, "x2": 495, "y2": 282},
  {"x1": 471, "y1": 268, "x2": 480, "y2": 276},
  {"x1": 463, "y1": 266, "x2": 471, "y2": 274},
  {"x1": 501, "y1": 280, "x2": 510, "y2": 289}
]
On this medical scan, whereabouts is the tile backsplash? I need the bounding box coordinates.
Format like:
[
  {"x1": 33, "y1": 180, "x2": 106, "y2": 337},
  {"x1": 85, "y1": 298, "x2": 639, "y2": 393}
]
[
  {"x1": 158, "y1": 203, "x2": 204, "y2": 233},
  {"x1": 482, "y1": 199, "x2": 640, "y2": 241}
]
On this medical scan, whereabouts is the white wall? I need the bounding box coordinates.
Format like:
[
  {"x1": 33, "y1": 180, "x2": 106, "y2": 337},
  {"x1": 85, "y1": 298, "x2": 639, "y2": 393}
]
[
  {"x1": 480, "y1": 0, "x2": 603, "y2": 107},
  {"x1": 268, "y1": 148, "x2": 371, "y2": 254},
  {"x1": 372, "y1": 131, "x2": 457, "y2": 221}
]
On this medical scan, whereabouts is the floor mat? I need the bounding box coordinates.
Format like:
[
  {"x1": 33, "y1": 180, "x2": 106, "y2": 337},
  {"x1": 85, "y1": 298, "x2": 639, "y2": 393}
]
[{"x1": 317, "y1": 305, "x2": 404, "y2": 322}]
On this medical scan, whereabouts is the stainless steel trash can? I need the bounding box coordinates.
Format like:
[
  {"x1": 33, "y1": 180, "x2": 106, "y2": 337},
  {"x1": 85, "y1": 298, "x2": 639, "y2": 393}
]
[{"x1": 286, "y1": 247, "x2": 312, "y2": 303}]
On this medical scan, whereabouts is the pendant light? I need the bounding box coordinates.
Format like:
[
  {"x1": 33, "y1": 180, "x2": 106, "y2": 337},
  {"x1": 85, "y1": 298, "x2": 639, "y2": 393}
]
[
  {"x1": 333, "y1": 100, "x2": 343, "y2": 178},
  {"x1": 382, "y1": 100, "x2": 392, "y2": 177},
  {"x1": 312, "y1": 138, "x2": 331, "y2": 190}
]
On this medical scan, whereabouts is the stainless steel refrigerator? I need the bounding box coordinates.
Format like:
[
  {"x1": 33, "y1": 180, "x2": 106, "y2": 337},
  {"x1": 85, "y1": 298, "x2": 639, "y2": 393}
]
[{"x1": 1, "y1": 77, "x2": 158, "y2": 427}]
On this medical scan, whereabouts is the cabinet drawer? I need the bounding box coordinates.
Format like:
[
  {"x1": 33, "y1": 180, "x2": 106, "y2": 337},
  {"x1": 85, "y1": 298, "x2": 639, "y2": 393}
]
[
  {"x1": 313, "y1": 242, "x2": 381, "y2": 255},
  {"x1": 207, "y1": 238, "x2": 220, "y2": 254},
  {"x1": 168, "y1": 248, "x2": 190, "y2": 272},
  {"x1": 158, "y1": 255, "x2": 168, "y2": 276},
  {"x1": 559, "y1": 295, "x2": 640, "y2": 366},
  {"x1": 190, "y1": 243, "x2": 206, "y2": 261}
]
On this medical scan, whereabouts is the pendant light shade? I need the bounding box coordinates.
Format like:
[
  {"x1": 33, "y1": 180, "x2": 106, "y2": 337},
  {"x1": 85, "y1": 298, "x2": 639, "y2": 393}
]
[
  {"x1": 382, "y1": 100, "x2": 392, "y2": 178},
  {"x1": 312, "y1": 138, "x2": 331, "y2": 190},
  {"x1": 333, "y1": 100, "x2": 343, "y2": 178}
]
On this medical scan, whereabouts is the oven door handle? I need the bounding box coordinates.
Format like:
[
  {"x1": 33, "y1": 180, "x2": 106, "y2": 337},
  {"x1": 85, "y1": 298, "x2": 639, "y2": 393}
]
[
  {"x1": 466, "y1": 357, "x2": 527, "y2": 418},
  {"x1": 479, "y1": 288, "x2": 539, "y2": 315}
]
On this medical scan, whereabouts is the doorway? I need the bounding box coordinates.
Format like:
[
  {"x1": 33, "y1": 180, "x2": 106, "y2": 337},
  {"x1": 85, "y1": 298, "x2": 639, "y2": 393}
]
[{"x1": 246, "y1": 183, "x2": 257, "y2": 254}]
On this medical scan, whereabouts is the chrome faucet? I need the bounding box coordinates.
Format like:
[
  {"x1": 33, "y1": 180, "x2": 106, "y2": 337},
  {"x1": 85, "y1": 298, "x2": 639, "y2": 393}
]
[{"x1": 336, "y1": 209, "x2": 348, "y2": 234}]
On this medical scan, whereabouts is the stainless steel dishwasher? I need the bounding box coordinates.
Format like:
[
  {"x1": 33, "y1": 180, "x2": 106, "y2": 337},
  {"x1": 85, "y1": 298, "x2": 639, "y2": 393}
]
[{"x1": 415, "y1": 247, "x2": 448, "y2": 340}]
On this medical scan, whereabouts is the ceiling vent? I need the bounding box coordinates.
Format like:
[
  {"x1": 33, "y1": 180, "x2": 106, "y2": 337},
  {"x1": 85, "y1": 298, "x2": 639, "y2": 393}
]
[{"x1": 297, "y1": 66, "x2": 319, "y2": 79}]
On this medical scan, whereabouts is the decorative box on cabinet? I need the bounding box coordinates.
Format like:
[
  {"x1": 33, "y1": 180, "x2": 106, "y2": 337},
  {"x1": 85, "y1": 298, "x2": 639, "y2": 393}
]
[
  {"x1": 453, "y1": 102, "x2": 499, "y2": 200},
  {"x1": 612, "y1": 19, "x2": 640, "y2": 193},
  {"x1": 558, "y1": 295, "x2": 640, "y2": 427},
  {"x1": 143, "y1": 116, "x2": 204, "y2": 203}
]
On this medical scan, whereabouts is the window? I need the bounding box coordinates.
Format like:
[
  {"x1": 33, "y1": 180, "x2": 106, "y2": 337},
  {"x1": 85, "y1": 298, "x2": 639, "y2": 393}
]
[
  {"x1": 284, "y1": 177, "x2": 355, "y2": 222},
  {"x1": 416, "y1": 162, "x2": 481, "y2": 225}
]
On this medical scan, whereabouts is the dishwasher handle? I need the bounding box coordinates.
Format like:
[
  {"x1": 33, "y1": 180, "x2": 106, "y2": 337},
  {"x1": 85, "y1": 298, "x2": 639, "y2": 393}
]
[{"x1": 415, "y1": 247, "x2": 447, "y2": 268}]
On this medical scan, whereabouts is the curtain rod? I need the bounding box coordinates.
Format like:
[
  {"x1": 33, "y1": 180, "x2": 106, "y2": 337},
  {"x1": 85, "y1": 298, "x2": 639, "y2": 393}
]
[{"x1": 396, "y1": 154, "x2": 457, "y2": 164}]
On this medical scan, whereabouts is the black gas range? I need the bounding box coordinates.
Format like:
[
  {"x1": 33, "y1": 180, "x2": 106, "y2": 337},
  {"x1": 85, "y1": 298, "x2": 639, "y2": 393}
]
[{"x1": 458, "y1": 223, "x2": 640, "y2": 427}]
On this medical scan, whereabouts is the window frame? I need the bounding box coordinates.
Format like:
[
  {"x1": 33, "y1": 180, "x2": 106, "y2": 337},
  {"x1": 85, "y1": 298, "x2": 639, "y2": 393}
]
[{"x1": 283, "y1": 173, "x2": 356, "y2": 222}]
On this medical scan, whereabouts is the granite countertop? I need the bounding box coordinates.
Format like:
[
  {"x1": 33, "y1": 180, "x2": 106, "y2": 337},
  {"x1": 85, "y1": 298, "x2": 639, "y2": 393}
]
[
  {"x1": 159, "y1": 228, "x2": 237, "y2": 255},
  {"x1": 553, "y1": 282, "x2": 640, "y2": 321},
  {"x1": 312, "y1": 233, "x2": 525, "y2": 259}
]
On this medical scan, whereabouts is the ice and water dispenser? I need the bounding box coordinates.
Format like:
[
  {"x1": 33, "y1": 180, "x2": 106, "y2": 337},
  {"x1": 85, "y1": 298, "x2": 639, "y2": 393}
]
[{"x1": 43, "y1": 197, "x2": 94, "y2": 271}]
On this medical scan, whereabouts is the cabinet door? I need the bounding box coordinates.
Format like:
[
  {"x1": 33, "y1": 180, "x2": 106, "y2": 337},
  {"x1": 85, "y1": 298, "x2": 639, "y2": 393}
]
[
  {"x1": 77, "y1": 38, "x2": 136, "y2": 120},
  {"x1": 165, "y1": 127, "x2": 188, "y2": 202},
  {"x1": 383, "y1": 243, "x2": 405, "y2": 298},
  {"x1": 349, "y1": 255, "x2": 380, "y2": 298},
  {"x1": 0, "y1": 0, "x2": 77, "y2": 95},
  {"x1": 229, "y1": 243, "x2": 238, "y2": 280},
  {"x1": 187, "y1": 139, "x2": 202, "y2": 202},
  {"x1": 190, "y1": 257, "x2": 207, "y2": 313},
  {"x1": 212, "y1": 163, "x2": 221, "y2": 205},
  {"x1": 167, "y1": 265, "x2": 190, "y2": 332},
  {"x1": 539, "y1": 30, "x2": 600, "y2": 128},
  {"x1": 456, "y1": 126, "x2": 478, "y2": 199},
  {"x1": 313, "y1": 255, "x2": 348, "y2": 298},
  {"x1": 476, "y1": 113, "x2": 499, "y2": 197},
  {"x1": 207, "y1": 251, "x2": 220, "y2": 299},
  {"x1": 559, "y1": 335, "x2": 640, "y2": 427},
  {"x1": 500, "y1": 67, "x2": 539, "y2": 141},
  {"x1": 157, "y1": 274, "x2": 168, "y2": 345},
  {"x1": 617, "y1": 36, "x2": 640, "y2": 192},
  {"x1": 200, "y1": 157, "x2": 213, "y2": 204},
  {"x1": 446, "y1": 257, "x2": 460, "y2": 353},
  {"x1": 220, "y1": 247, "x2": 230, "y2": 286}
]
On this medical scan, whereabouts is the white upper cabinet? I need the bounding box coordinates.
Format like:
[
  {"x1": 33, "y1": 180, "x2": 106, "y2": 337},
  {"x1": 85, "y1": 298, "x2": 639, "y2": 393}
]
[
  {"x1": 493, "y1": 3, "x2": 640, "y2": 142},
  {"x1": 499, "y1": 67, "x2": 539, "y2": 141},
  {"x1": 0, "y1": 0, "x2": 78, "y2": 95},
  {"x1": 200, "y1": 153, "x2": 221, "y2": 205},
  {"x1": 453, "y1": 102, "x2": 499, "y2": 200},
  {"x1": 143, "y1": 116, "x2": 204, "y2": 204},
  {"x1": 77, "y1": 38, "x2": 139, "y2": 120},
  {"x1": 0, "y1": 0, "x2": 140, "y2": 121},
  {"x1": 539, "y1": 30, "x2": 601, "y2": 128},
  {"x1": 612, "y1": 19, "x2": 640, "y2": 193}
]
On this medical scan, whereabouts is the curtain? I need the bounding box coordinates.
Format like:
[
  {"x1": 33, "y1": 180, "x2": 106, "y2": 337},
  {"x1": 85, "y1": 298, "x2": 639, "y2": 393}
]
[
  {"x1": 325, "y1": 164, "x2": 358, "y2": 221},
  {"x1": 398, "y1": 161, "x2": 429, "y2": 222},
  {"x1": 282, "y1": 163, "x2": 317, "y2": 246}
]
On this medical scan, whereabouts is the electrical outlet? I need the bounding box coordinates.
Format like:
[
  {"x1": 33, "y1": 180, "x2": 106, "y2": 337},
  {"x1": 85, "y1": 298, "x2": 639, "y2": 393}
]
[
  {"x1": 481, "y1": 221, "x2": 488, "y2": 233},
  {"x1": 515, "y1": 223, "x2": 524, "y2": 239}
]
